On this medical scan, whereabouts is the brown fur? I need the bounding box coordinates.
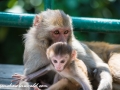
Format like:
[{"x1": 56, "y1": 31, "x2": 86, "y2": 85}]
[
  {"x1": 48, "y1": 78, "x2": 80, "y2": 90},
  {"x1": 47, "y1": 42, "x2": 92, "y2": 90},
  {"x1": 85, "y1": 41, "x2": 120, "y2": 89}
]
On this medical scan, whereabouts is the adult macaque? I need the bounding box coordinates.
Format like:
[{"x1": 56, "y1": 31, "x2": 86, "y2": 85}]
[
  {"x1": 46, "y1": 42, "x2": 92, "y2": 90},
  {"x1": 12, "y1": 9, "x2": 113, "y2": 90},
  {"x1": 84, "y1": 42, "x2": 120, "y2": 90}
]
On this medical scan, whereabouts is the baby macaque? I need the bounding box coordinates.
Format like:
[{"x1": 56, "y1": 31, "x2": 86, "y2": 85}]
[{"x1": 46, "y1": 42, "x2": 92, "y2": 90}]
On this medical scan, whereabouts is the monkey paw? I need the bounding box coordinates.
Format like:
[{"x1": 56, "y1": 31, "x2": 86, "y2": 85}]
[{"x1": 12, "y1": 73, "x2": 30, "y2": 84}]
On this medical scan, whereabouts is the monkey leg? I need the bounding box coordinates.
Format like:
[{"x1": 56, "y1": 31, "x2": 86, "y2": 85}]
[
  {"x1": 47, "y1": 78, "x2": 81, "y2": 90},
  {"x1": 108, "y1": 53, "x2": 120, "y2": 84}
]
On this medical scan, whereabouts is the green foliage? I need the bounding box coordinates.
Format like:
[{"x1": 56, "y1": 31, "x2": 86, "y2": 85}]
[{"x1": 0, "y1": 0, "x2": 120, "y2": 64}]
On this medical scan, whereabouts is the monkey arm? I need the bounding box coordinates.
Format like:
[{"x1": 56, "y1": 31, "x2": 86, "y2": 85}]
[
  {"x1": 23, "y1": 48, "x2": 50, "y2": 75},
  {"x1": 27, "y1": 65, "x2": 51, "y2": 81},
  {"x1": 12, "y1": 65, "x2": 51, "y2": 84},
  {"x1": 93, "y1": 63, "x2": 112, "y2": 90},
  {"x1": 75, "y1": 41, "x2": 112, "y2": 90},
  {"x1": 90, "y1": 50, "x2": 112, "y2": 90},
  {"x1": 86, "y1": 44, "x2": 112, "y2": 90},
  {"x1": 86, "y1": 48, "x2": 112, "y2": 90},
  {"x1": 74, "y1": 71, "x2": 92, "y2": 90}
]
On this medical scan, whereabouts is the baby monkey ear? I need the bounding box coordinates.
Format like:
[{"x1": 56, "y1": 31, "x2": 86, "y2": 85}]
[
  {"x1": 71, "y1": 50, "x2": 77, "y2": 61},
  {"x1": 46, "y1": 49, "x2": 50, "y2": 60},
  {"x1": 46, "y1": 49, "x2": 54, "y2": 61}
]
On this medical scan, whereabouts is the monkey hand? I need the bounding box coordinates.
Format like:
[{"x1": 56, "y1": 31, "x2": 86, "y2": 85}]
[
  {"x1": 12, "y1": 73, "x2": 30, "y2": 85},
  {"x1": 97, "y1": 82, "x2": 112, "y2": 90},
  {"x1": 93, "y1": 67, "x2": 112, "y2": 90}
]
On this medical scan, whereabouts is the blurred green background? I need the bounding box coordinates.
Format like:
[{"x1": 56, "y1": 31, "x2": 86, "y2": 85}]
[{"x1": 0, "y1": 0, "x2": 120, "y2": 65}]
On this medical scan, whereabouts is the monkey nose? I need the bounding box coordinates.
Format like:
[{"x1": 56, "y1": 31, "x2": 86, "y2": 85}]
[
  {"x1": 56, "y1": 67, "x2": 61, "y2": 72},
  {"x1": 59, "y1": 38, "x2": 66, "y2": 42}
]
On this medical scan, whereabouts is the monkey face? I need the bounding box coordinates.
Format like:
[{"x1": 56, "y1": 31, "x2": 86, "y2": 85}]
[
  {"x1": 51, "y1": 54, "x2": 69, "y2": 72},
  {"x1": 50, "y1": 27, "x2": 71, "y2": 43}
]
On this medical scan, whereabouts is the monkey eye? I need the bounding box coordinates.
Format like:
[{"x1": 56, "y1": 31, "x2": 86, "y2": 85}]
[
  {"x1": 64, "y1": 30, "x2": 69, "y2": 34},
  {"x1": 54, "y1": 30, "x2": 59, "y2": 34},
  {"x1": 61, "y1": 60, "x2": 65, "y2": 63},
  {"x1": 53, "y1": 60, "x2": 57, "y2": 63}
]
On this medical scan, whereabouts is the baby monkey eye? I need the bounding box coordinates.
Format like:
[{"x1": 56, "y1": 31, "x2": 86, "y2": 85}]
[
  {"x1": 61, "y1": 60, "x2": 65, "y2": 63},
  {"x1": 54, "y1": 30, "x2": 59, "y2": 34},
  {"x1": 53, "y1": 60, "x2": 57, "y2": 63},
  {"x1": 64, "y1": 30, "x2": 69, "y2": 34}
]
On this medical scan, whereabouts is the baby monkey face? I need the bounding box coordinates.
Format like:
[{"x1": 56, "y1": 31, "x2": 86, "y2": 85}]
[{"x1": 51, "y1": 54, "x2": 69, "y2": 72}]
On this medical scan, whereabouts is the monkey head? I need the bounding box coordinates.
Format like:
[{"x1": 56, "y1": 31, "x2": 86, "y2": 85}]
[
  {"x1": 46, "y1": 42, "x2": 77, "y2": 72},
  {"x1": 33, "y1": 9, "x2": 74, "y2": 46}
]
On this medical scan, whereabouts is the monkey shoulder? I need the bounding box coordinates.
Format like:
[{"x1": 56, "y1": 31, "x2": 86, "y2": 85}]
[
  {"x1": 76, "y1": 59, "x2": 87, "y2": 73},
  {"x1": 70, "y1": 60, "x2": 87, "y2": 75},
  {"x1": 72, "y1": 40, "x2": 89, "y2": 56}
]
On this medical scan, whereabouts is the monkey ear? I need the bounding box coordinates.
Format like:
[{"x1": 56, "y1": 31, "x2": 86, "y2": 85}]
[
  {"x1": 33, "y1": 15, "x2": 42, "y2": 26},
  {"x1": 71, "y1": 50, "x2": 77, "y2": 61}
]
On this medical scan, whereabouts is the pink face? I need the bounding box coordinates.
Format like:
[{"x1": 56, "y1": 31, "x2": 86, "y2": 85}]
[
  {"x1": 51, "y1": 54, "x2": 69, "y2": 72},
  {"x1": 50, "y1": 27, "x2": 71, "y2": 43}
]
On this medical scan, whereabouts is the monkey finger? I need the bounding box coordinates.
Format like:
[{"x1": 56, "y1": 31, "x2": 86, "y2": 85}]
[
  {"x1": 12, "y1": 75, "x2": 19, "y2": 77},
  {"x1": 12, "y1": 75, "x2": 21, "y2": 79},
  {"x1": 12, "y1": 73, "x2": 22, "y2": 77},
  {"x1": 13, "y1": 73, "x2": 22, "y2": 76},
  {"x1": 12, "y1": 74, "x2": 24, "y2": 78},
  {"x1": 12, "y1": 74, "x2": 20, "y2": 77},
  {"x1": 33, "y1": 86, "x2": 41, "y2": 90},
  {"x1": 11, "y1": 78, "x2": 20, "y2": 82},
  {"x1": 11, "y1": 79, "x2": 20, "y2": 85}
]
